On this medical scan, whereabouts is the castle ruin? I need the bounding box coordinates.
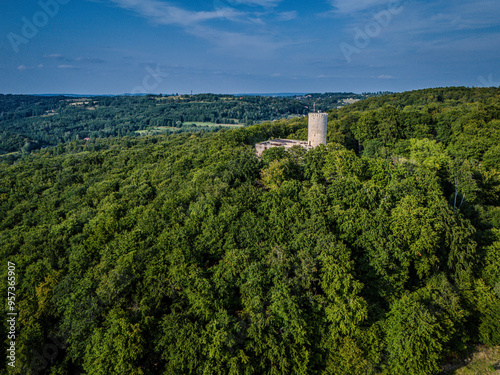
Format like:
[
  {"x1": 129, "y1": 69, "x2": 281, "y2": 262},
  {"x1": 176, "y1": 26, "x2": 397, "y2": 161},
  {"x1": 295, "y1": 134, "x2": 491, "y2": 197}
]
[{"x1": 255, "y1": 112, "x2": 328, "y2": 157}]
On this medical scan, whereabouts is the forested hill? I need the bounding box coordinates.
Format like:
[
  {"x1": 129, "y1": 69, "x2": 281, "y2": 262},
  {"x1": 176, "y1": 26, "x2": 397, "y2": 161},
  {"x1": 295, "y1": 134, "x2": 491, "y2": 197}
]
[{"x1": 1, "y1": 87, "x2": 499, "y2": 375}]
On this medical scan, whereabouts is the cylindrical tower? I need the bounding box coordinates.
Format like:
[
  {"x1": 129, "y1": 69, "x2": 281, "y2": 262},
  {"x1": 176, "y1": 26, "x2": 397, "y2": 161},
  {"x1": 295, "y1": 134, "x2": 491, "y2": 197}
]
[{"x1": 308, "y1": 112, "x2": 328, "y2": 147}]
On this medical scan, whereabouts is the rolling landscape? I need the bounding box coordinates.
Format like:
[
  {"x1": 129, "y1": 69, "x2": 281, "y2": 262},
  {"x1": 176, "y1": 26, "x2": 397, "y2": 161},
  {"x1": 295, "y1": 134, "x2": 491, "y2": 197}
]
[
  {"x1": 1, "y1": 87, "x2": 500, "y2": 374},
  {"x1": 2, "y1": 0, "x2": 500, "y2": 374},
  {"x1": 0, "y1": 92, "x2": 369, "y2": 158}
]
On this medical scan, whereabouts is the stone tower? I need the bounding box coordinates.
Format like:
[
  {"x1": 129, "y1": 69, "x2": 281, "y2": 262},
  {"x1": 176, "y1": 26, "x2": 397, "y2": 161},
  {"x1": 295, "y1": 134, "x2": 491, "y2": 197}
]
[{"x1": 308, "y1": 112, "x2": 328, "y2": 147}]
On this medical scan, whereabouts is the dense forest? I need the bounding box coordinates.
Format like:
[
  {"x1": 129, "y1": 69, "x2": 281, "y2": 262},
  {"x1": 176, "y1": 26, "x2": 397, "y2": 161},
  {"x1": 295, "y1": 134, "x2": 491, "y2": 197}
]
[
  {"x1": 0, "y1": 93, "x2": 366, "y2": 157},
  {"x1": 1, "y1": 87, "x2": 499, "y2": 374}
]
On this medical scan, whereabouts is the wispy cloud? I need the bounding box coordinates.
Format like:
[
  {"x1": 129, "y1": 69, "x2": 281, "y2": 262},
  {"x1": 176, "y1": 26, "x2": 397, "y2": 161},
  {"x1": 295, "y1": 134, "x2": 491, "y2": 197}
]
[
  {"x1": 45, "y1": 53, "x2": 64, "y2": 59},
  {"x1": 44, "y1": 54, "x2": 105, "y2": 63},
  {"x1": 108, "y1": 0, "x2": 295, "y2": 53},
  {"x1": 329, "y1": 0, "x2": 389, "y2": 14},
  {"x1": 276, "y1": 11, "x2": 297, "y2": 21},
  {"x1": 17, "y1": 64, "x2": 43, "y2": 71},
  {"x1": 58, "y1": 65, "x2": 80, "y2": 69},
  {"x1": 187, "y1": 24, "x2": 290, "y2": 54},
  {"x1": 450, "y1": 0, "x2": 500, "y2": 29},
  {"x1": 232, "y1": 0, "x2": 282, "y2": 6},
  {"x1": 109, "y1": 0, "x2": 244, "y2": 26},
  {"x1": 390, "y1": 0, "x2": 500, "y2": 35},
  {"x1": 334, "y1": 0, "x2": 500, "y2": 62},
  {"x1": 74, "y1": 57, "x2": 105, "y2": 63}
]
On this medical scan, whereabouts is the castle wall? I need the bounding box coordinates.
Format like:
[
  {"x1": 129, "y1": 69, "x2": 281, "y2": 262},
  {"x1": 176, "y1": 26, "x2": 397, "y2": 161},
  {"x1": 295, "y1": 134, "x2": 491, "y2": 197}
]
[{"x1": 255, "y1": 139, "x2": 310, "y2": 157}]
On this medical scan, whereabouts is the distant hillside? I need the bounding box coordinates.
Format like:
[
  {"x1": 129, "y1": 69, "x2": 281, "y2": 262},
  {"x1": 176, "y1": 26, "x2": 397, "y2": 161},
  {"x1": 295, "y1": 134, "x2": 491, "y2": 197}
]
[{"x1": 0, "y1": 92, "x2": 366, "y2": 157}]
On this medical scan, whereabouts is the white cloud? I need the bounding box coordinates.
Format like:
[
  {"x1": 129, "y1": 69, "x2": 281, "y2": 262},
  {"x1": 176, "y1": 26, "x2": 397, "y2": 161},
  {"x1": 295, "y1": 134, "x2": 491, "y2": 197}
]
[
  {"x1": 379, "y1": 0, "x2": 500, "y2": 36},
  {"x1": 58, "y1": 65, "x2": 80, "y2": 69},
  {"x1": 109, "y1": 0, "x2": 244, "y2": 26},
  {"x1": 74, "y1": 57, "x2": 105, "y2": 63},
  {"x1": 334, "y1": 0, "x2": 500, "y2": 63},
  {"x1": 450, "y1": 0, "x2": 500, "y2": 29},
  {"x1": 45, "y1": 53, "x2": 64, "y2": 59},
  {"x1": 214, "y1": 0, "x2": 282, "y2": 7},
  {"x1": 378, "y1": 74, "x2": 393, "y2": 79},
  {"x1": 188, "y1": 24, "x2": 289, "y2": 53},
  {"x1": 108, "y1": 0, "x2": 295, "y2": 53},
  {"x1": 329, "y1": 0, "x2": 390, "y2": 14},
  {"x1": 276, "y1": 11, "x2": 297, "y2": 21},
  {"x1": 17, "y1": 64, "x2": 44, "y2": 71},
  {"x1": 45, "y1": 54, "x2": 105, "y2": 63},
  {"x1": 235, "y1": 0, "x2": 282, "y2": 6}
]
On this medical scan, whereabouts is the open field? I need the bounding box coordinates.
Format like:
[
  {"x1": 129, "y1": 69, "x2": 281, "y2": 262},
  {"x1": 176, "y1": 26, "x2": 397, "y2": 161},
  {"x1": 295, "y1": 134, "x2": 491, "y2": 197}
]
[
  {"x1": 441, "y1": 346, "x2": 500, "y2": 374},
  {"x1": 135, "y1": 127, "x2": 177, "y2": 135},
  {"x1": 184, "y1": 122, "x2": 244, "y2": 127},
  {"x1": 134, "y1": 123, "x2": 243, "y2": 135}
]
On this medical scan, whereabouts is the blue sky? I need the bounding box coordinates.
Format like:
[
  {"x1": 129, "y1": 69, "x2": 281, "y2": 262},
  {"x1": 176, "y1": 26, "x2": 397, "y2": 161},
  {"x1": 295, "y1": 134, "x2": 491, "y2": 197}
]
[{"x1": 1, "y1": 0, "x2": 499, "y2": 94}]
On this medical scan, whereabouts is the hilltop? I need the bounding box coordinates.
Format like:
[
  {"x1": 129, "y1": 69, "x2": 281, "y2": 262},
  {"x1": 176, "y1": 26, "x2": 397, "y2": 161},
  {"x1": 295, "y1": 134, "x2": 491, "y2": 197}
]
[{"x1": 0, "y1": 87, "x2": 499, "y2": 375}]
